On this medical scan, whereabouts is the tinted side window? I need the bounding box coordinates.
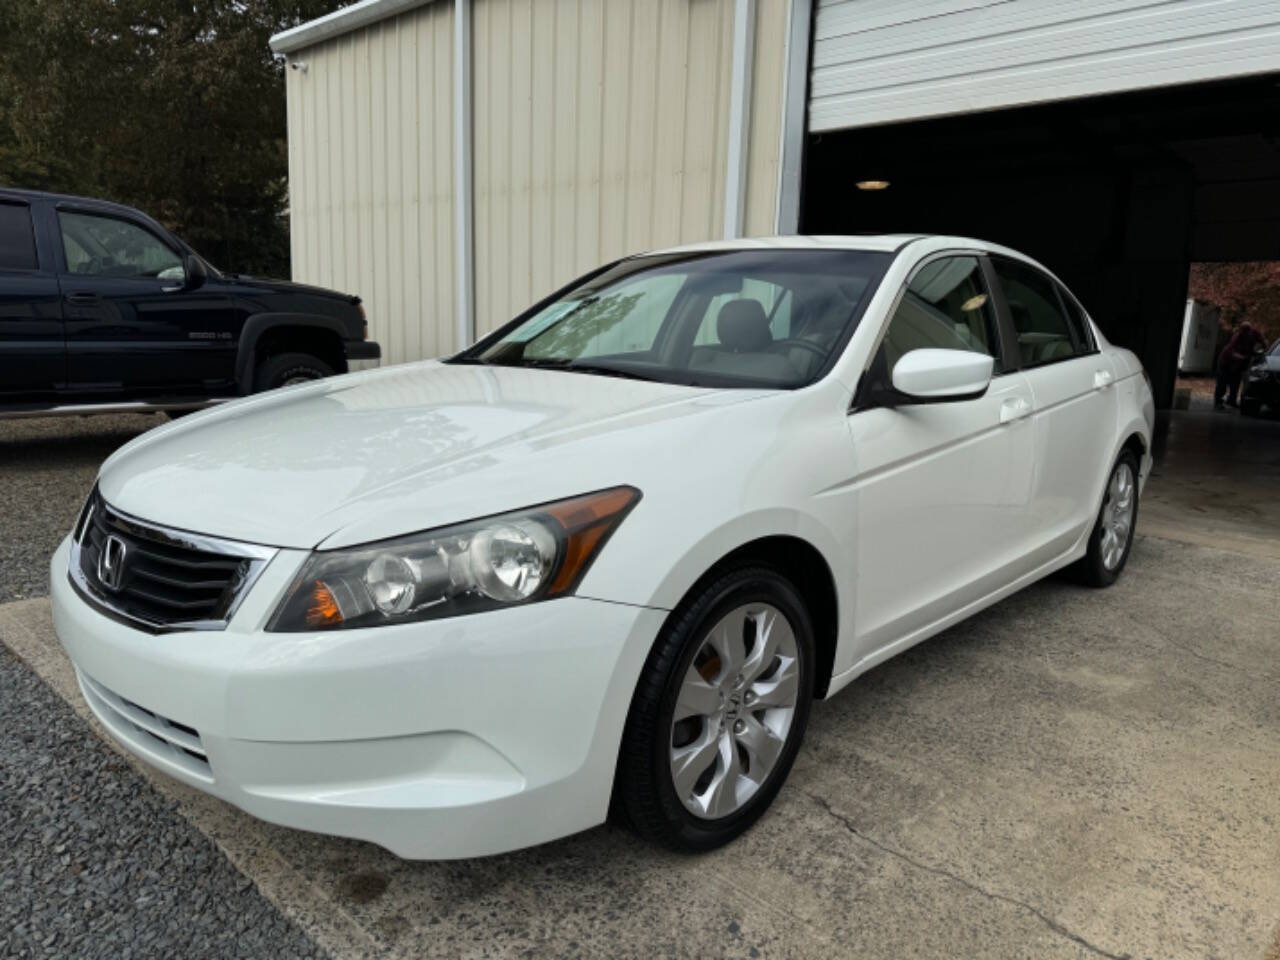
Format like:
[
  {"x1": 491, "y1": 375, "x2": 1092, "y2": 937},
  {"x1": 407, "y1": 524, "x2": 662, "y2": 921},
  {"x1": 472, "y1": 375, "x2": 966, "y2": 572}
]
[
  {"x1": 1056, "y1": 284, "x2": 1095, "y2": 352},
  {"x1": 990, "y1": 258, "x2": 1078, "y2": 366},
  {"x1": 874, "y1": 255, "x2": 1004, "y2": 376},
  {"x1": 58, "y1": 211, "x2": 183, "y2": 279},
  {"x1": 0, "y1": 202, "x2": 39, "y2": 271}
]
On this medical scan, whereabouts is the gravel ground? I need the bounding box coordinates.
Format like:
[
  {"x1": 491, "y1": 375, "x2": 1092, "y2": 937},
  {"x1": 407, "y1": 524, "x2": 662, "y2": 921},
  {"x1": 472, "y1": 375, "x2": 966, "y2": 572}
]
[
  {"x1": 0, "y1": 414, "x2": 156, "y2": 602},
  {"x1": 0, "y1": 645, "x2": 326, "y2": 960},
  {"x1": 1, "y1": 416, "x2": 326, "y2": 960}
]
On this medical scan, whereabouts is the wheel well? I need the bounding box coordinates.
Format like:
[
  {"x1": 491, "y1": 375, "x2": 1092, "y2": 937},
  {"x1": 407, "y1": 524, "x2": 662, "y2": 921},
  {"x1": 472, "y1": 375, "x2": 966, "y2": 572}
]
[
  {"x1": 1121, "y1": 432, "x2": 1146, "y2": 462},
  {"x1": 683, "y1": 536, "x2": 840, "y2": 699},
  {"x1": 253, "y1": 325, "x2": 346, "y2": 374}
]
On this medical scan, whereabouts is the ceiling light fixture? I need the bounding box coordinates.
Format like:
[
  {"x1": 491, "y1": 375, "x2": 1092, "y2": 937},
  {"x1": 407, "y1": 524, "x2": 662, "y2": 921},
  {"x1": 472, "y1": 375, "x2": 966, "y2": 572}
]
[{"x1": 855, "y1": 180, "x2": 890, "y2": 191}]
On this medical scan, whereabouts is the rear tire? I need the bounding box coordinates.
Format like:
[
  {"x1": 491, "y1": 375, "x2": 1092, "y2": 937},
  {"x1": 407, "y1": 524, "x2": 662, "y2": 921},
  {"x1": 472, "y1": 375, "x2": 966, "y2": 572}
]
[
  {"x1": 1072, "y1": 450, "x2": 1140, "y2": 588},
  {"x1": 615, "y1": 566, "x2": 814, "y2": 852},
  {"x1": 253, "y1": 352, "x2": 334, "y2": 392}
]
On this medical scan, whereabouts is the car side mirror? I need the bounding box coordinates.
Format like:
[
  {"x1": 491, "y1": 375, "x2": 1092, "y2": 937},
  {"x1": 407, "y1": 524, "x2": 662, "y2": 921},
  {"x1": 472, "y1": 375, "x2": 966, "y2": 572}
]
[
  {"x1": 874, "y1": 348, "x2": 994, "y2": 406},
  {"x1": 164, "y1": 254, "x2": 207, "y2": 293},
  {"x1": 182, "y1": 254, "x2": 207, "y2": 291}
]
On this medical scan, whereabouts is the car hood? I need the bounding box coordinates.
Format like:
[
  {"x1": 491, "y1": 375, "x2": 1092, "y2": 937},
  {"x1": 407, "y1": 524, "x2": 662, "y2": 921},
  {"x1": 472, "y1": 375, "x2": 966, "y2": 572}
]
[
  {"x1": 1253, "y1": 355, "x2": 1280, "y2": 373},
  {"x1": 98, "y1": 362, "x2": 768, "y2": 549},
  {"x1": 226, "y1": 274, "x2": 360, "y2": 303}
]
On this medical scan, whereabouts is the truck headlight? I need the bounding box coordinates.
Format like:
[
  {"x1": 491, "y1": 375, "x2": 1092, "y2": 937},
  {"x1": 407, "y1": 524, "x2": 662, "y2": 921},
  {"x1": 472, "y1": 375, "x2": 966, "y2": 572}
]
[{"x1": 268, "y1": 487, "x2": 640, "y2": 632}]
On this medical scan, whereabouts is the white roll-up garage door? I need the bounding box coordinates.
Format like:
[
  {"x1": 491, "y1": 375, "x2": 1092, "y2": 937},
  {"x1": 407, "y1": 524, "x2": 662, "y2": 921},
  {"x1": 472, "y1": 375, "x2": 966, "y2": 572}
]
[{"x1": 809, "y1": 0, "x2": 1280, "y2": 133}]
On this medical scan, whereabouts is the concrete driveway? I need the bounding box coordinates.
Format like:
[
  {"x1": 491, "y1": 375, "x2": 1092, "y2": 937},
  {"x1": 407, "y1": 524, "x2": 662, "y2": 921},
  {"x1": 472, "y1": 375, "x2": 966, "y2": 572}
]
[{"x1": 2, "y1": 410, "x2": 1278, "y2": 959}]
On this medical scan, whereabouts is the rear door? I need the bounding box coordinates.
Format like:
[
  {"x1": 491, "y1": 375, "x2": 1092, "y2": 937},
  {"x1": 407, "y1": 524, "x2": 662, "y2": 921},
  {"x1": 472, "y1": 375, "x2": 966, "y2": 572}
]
[
  {"x1": 55, "y1": 208, "x2": 236, "y2": 394},
  {"x1": 0, "y1": 199, "x2": 64, "y2": 398},
  {"x1": 847, "y1": 253, "x2": 1038, "y2": 657},
  {"x1": 987, "y1": 256, "x2": 1115, "y2": 562}
]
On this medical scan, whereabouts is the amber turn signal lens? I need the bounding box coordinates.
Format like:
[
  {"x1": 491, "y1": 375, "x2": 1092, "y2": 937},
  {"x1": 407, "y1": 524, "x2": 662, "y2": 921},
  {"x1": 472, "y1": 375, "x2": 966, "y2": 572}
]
[
  {"x1": 305, "y1": 580, "x2": 344, "y2": 627},
  {"x1": 544, "y1": 486, "x2": 641, "y2": 596}
]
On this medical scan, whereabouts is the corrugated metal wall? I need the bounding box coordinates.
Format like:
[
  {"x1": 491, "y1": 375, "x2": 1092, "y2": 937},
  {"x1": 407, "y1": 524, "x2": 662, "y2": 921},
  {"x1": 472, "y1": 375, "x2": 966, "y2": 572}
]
[
  {"x1": 473, "y1": 0, "x2": 786, "y2": 335},
  {"x1": 810, "y1": 0, "x2": 1280, "y2": 133},
  {"x1": 285, "y1": 0, "x2": 456, "y2": 364},
  {"x1": 284, "y1": 0, "x2": 788, "y2": 355},
  {"x1": 744, "y1": 0, "x2": 787, "y2": 238}
]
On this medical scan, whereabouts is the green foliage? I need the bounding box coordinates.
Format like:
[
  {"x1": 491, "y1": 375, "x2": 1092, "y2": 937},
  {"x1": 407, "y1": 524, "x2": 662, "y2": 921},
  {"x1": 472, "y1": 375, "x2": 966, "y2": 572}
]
[{"x1": 0, "y1": 0, "x2": 339, "y2": 278}]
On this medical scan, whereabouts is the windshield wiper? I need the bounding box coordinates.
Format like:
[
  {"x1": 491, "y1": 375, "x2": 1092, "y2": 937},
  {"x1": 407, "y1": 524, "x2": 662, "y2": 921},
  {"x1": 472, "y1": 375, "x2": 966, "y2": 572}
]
[
  {"x1": 563, "y1": 361, "x2": 661, "y2": 382},
  {"x1": 483, "y1": 356, "x2": 659, "y2": 381},
  {"x1": 454, "y1": 354, "x2": 662, "y2": 382}
]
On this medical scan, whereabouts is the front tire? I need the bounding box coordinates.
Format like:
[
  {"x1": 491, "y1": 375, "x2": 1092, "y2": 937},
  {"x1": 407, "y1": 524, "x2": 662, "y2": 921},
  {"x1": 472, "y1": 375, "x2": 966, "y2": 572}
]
[
  {"x1": 253, "y1": 352, "x2": 334, "y2": 392},
  {"x1": 616, "y1": 567, "x2": 814, "y2": 852},
  {"x1": 1073, "y1": 450, "x2": 1140, "y2": 587}
]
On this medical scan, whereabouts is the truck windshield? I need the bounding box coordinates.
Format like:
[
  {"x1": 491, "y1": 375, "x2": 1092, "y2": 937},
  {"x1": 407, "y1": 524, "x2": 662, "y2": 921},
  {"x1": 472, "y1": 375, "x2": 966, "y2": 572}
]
[{"x1": 453, "y1": 249, "x2": 893, "y2": 389}]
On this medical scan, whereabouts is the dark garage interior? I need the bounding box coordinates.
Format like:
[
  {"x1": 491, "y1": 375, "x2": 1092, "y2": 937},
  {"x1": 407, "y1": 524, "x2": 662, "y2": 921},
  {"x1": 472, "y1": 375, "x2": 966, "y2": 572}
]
[{"x1": 802, "y1": 74, "x2": 1280, "y2": 409}]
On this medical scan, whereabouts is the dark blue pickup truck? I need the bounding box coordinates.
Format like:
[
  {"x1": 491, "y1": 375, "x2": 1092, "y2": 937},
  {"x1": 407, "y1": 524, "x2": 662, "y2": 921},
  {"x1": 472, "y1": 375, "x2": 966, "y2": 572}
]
[{"x1": 0, "y1": 188, "x2": 379, "y2": 418}]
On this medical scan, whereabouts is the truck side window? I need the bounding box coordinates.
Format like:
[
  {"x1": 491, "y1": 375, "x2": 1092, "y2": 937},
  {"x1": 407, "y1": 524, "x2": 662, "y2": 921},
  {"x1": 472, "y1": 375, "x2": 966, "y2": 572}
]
[
  {"x1": 57, "y1": 211, "x2": 183, "y2": 279},
  {"x1": 0, "y1": 202, "x2": 38, "y2": 271}
]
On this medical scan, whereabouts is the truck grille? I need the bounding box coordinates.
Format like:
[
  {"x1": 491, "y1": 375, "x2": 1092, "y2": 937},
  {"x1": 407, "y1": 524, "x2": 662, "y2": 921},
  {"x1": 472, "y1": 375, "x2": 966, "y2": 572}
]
[{"x1": 70, "y1": 488, "x2": 275, "y2": 632}]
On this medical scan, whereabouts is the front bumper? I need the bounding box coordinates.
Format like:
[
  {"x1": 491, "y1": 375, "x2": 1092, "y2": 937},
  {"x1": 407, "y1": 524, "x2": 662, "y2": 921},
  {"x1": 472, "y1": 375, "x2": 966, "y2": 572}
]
[
  {"x1": 344, "y1": 339, "x2": 381, "y2": 374},
  {"x1": 1242, "y1": 374, "x2": 1278, "y2": 407},
  {"x1": 50, "y1": 537, "x2": 664, "y2": 859}
]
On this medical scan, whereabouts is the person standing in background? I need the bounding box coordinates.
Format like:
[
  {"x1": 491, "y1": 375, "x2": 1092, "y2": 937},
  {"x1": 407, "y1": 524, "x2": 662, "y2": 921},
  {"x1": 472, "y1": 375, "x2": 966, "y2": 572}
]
[{"x1": 1215, "y1": 320, "x2": 1266, "y2": 409}]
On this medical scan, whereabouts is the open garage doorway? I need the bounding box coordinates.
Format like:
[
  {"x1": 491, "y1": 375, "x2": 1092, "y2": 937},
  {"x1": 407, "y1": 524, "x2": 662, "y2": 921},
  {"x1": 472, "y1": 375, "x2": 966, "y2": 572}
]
[
  {"x1": 1177, "y1": 261, "x2": 1280, "y2": 415},
  {"x1": 801, "y1": 74, "x2": 1280, "y2": 411}
]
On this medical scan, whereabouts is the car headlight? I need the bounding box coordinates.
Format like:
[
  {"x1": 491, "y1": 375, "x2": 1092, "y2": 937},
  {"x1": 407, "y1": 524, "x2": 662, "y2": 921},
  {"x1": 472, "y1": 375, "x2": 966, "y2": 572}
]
[{"x1": 268, "y1": 486, "x2": 640, "y2": 632}]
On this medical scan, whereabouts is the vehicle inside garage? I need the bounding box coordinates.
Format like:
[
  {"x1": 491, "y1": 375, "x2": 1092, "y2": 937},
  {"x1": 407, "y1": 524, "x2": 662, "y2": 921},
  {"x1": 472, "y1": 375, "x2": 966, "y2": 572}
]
[{"x1": 801, "y1": 74, "x2": 1280, "y2": 410}]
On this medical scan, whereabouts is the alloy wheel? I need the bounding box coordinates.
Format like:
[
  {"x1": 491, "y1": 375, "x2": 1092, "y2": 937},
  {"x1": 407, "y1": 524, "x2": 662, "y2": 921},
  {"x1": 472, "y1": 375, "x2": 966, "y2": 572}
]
[
  {"x1": 1100, "y1": 461, "x2": 1135, "y2": 570},
  {"x1": 669, "y1": 603, "x2": 800, "y2": 820}
]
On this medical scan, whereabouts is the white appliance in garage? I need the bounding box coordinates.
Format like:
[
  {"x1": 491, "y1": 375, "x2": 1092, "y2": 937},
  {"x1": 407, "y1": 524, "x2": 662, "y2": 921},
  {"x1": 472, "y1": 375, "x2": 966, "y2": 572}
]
[{"x1": 1179, "y1": 299, "x2": 1221, "y2": 374}]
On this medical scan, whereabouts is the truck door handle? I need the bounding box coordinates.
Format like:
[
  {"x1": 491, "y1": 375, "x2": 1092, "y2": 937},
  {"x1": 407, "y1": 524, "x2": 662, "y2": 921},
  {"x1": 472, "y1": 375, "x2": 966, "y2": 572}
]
[
  {"x1": 999, "y1": 397, "x2": 1031, "y2": 424},
  {"x1": 65, "y1": 292, "x2": 100, "y2": 304},
  {"x1": 1093, "y1": 369, "x2": 1114, "y2": 390}
]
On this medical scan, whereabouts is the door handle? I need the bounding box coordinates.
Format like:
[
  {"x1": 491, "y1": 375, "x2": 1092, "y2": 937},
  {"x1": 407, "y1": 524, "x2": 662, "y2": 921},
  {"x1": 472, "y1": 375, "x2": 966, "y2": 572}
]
[
  {"x1": 999, "y1": 397, "x2": 1032, "y2": 424},
  {"x1": 65, "y1": 292, "x2": 100, "y2": 304},
  {"x1": 1093, "y1": 369, "x2": 1114, "y2": 390}
]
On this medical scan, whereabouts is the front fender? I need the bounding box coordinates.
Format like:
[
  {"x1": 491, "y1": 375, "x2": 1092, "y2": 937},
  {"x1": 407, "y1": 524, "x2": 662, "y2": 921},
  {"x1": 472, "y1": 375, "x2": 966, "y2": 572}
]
[
  {"x1": 235, "y1": 313, "x2": 350, "y2": 394},
  {"x1": 577, "y1": 504, "x2": 852, "y2": 668}
]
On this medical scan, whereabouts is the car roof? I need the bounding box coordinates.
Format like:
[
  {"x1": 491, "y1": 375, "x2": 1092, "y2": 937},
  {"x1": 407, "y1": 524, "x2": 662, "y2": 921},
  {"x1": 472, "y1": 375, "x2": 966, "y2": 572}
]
[
  {"x1": 0, "y1": 187, "x2": 143, "y2": 218},
  {"x1": 639, "y1": 234, "x2": 1064, "y2": 282},
  {"x1": 639, "y1": 234, "x2": 1042, "y2": 257},
  {"x1": 642, "y1": 235, "x2": 925, "y2": 256}
]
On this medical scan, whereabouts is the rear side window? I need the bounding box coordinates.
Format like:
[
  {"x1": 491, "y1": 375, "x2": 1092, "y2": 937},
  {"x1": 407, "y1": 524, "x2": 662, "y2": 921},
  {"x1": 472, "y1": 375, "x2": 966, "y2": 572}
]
[
  {"x1": 0, "y1": 202, "x2": 39, "y2": 271},
  {"x1": 1056, "y1": 284, "x2": 1095, "y2": 352},
  {"x1": 873, "y1": 255, "x2": 1005, "y2": 375},
  {"x1": 990, "y1": 257, "x2": 1079, "y2": 367}
]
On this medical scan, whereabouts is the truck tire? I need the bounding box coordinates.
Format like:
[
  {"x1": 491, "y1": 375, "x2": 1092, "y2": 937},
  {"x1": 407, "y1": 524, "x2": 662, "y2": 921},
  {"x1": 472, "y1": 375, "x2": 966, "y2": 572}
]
[{"x1": 253, "y1": 352, "x2": 334, "y2": 392}]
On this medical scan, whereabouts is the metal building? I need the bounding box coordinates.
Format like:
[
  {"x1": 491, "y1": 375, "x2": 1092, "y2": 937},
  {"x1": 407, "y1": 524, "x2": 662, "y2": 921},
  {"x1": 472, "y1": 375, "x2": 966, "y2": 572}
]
[{"x1": 272, "y1": 0, "x2": 1280, "y2": 402}]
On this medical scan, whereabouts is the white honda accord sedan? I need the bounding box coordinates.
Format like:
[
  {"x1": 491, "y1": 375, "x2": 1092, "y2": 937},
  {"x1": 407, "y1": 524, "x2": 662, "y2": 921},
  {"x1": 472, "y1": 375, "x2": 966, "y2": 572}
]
[{"x1": 52, "y1": 235, "x2": 1154, "y2": 858}]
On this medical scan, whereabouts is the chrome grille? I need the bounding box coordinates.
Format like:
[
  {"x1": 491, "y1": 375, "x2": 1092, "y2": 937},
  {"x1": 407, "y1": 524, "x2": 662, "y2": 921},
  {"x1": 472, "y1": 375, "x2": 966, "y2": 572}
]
[{"x1": 69, "y1": 488, "x2": 275, "y2": 632}]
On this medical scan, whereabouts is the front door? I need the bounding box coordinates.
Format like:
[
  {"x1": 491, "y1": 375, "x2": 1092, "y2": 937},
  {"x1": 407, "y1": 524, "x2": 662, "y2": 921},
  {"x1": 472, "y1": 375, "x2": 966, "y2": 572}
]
[
  {"x1": 847, "y1": 253, "x2": 1038, "y2": 660},
  {"x1": 55, "y1": 209, "x2": 236, "y2": 396},
  {"x1": 0, "y1": 199, "x2": 64, "y2": 398}
]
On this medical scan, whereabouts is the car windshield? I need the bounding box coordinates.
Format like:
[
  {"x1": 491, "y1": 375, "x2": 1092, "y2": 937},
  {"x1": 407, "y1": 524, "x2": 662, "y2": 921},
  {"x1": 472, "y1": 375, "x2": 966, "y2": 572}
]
[{"x1": 454, "y1": 249, "x2": 893, "y2": 388}]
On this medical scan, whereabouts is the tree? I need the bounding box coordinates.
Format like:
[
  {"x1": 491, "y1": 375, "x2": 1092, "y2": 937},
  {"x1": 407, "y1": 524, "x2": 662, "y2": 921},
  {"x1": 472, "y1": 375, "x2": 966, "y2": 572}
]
[
  {"x1": 0, "y1": 0, "x2": 339, "y2": 278},
  {"x1": 1188, "y1": 261, "x2": 1280, "y2": 343}
]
